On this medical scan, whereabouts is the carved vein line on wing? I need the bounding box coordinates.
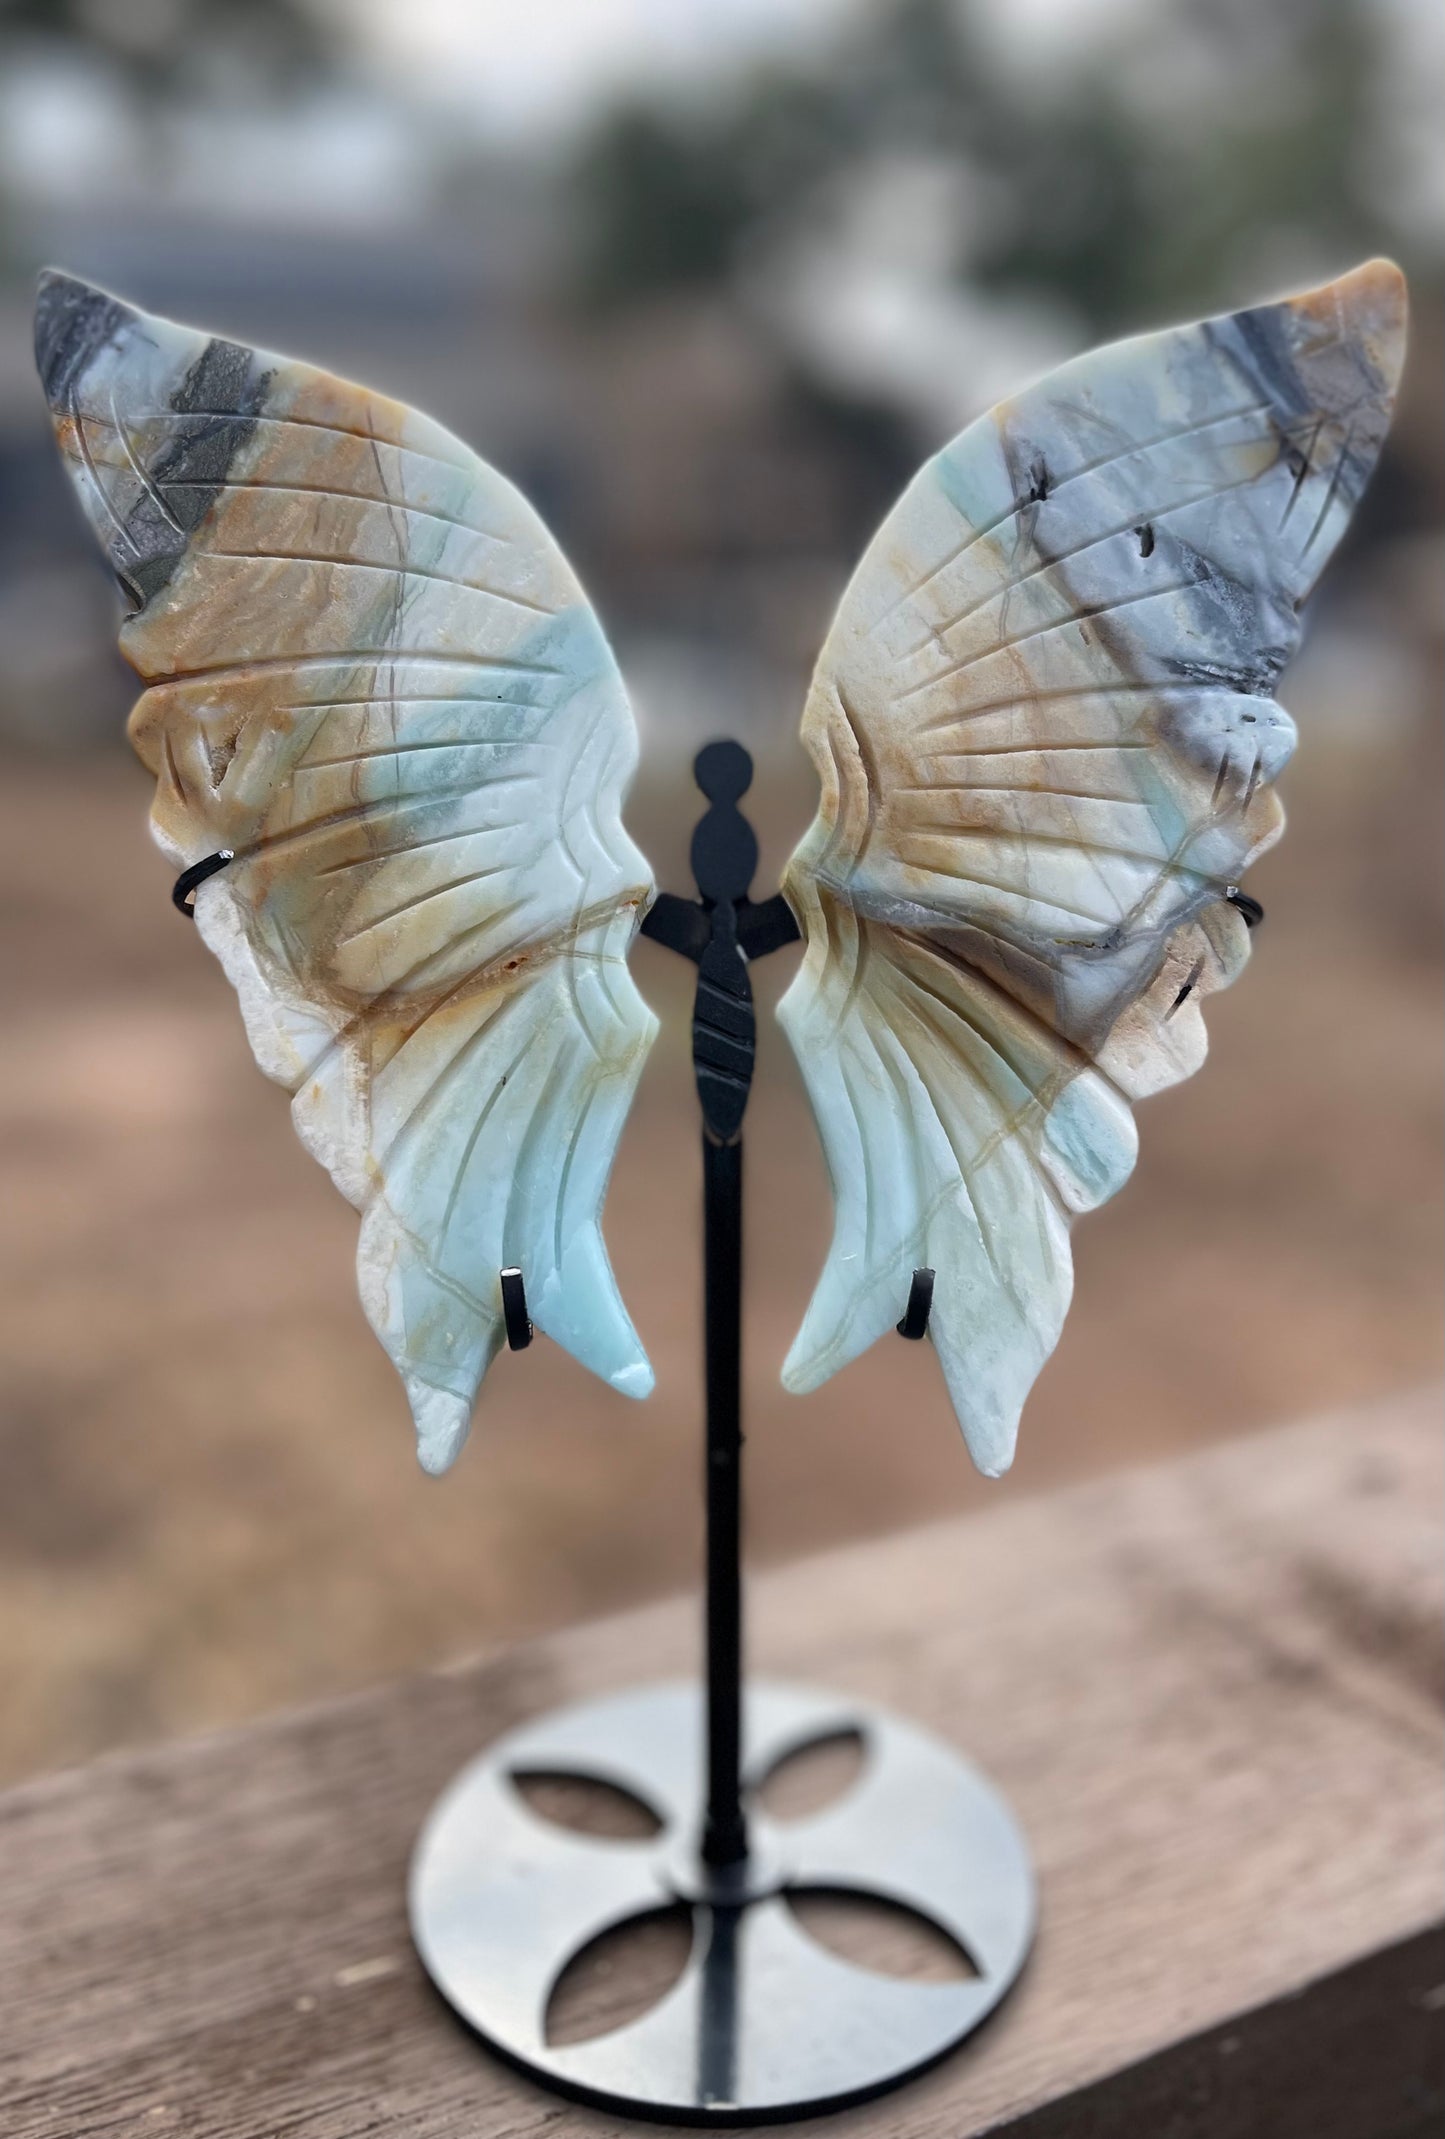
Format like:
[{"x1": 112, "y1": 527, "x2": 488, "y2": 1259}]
[
  {"x1": 108, "y1": 386, "x2": 185, "y2": 537},
  {"x1": 896, "y1": 925, "x2": 1137, "y2": 1109},
  {"x1": 1303, "y1": 422, "x2": 1358, "y2": 556},
  {"x1": 893, "y1": 580, "x2": 1200, "y2": 707},
  {"x1": 230, "y1": 787, "x2": 506, "y2": 867},
  {"x1": 563, "y1": 940, "x2": 605, "y2": 1059},
  {"x1": 285, "y1": 694, "x2": 554, "y2": 718},
  {"x1": 894, "y1": 459, "x2": 1286, "y2": 670},
  {"x1": 315, "y1": 812, "x2": 542, "y2": 883},
  {"x1": 839, "y1": 1049, "x2": 882, "y2": 1272},
  {"x1": 893, "y1": 781, "x2": 1152, "y2": 806},
  {"x1": 924, "y1": 738, "x2": 1156, "y2": 759},
  {"x1": 501, "y1": 1049, "x2": 574, "y2": 1271},
  {"x1": 865, "y1": 1013, "x2": 929, "y2": 1286},
  {"x1": 388, "y1": 1216, "x2": 493, "y2": 1323},
  {"x1": 834, "y1": 684, "x2": 880, "y2": 873},
  {"x1": 379, "y1": 894, "x2": 540, "y2": 1040},
  {"x1": 899, "y1": 822, "x2": 1209, "y2": 883},
  {"x1": 143, "y1": 406, "x2": 490, "y2": 491},
  {"x1": 890, "y1": 845, "x2": 1120, "y2": 929},
  {"x1": 899, "y1": 1002, "x2": 1045, "y2": 1278},
  {"x1": 554, "y1": 1080, "x2": 603, "y2": 1275},
  {"x1": 363, "y1": 398, "x2": 414, "y2": 590},
  {"x1": 817, "y1": 886, "x2": 849, "y2": 1013},
  {"x1": 833, "y1": 913, "x2": 871, "y2": 1039},
  {"x1": 1109, "y1": 728, "x2": 1271, "y2": 937},
  {"x1": 437, "y1": 1017, "x2": 545, "y2": 1259},
  {"x1": 66, "y1": 393, "x2": 140, "y2": 557},
  {"x1": 158, "y1": 476, "x2": 516, "y2": 549},
  {"x1": 202, "y1": 546, "x2": 554, "y2": 618},
  {"x1": 374, "y1": 955, "x2": 531, "y2": 1175},
  {"x1": 553, "y1": 737, "x2": 618, "y2": 1054},
  {"x1": 314, "y1": 892, "x2": 645, "y2": 1123},
  {"x1": 816, "y1": 868, "x2": 1087, "y2": 977},
  {"x1": 917, "y1": 681, "x2": 1246, "y2": 741},
  {"x1": 867, "y1": 400, "x2": 1274, "y2": 634},
  {"x1": 1277, "y1": 415, "x2": 1325, "y2": 528},
  {"x1": 870, "y1": 1003, "x2": 1017, "y2": 1303},
  {"x1": 806, "y1": 720, "x2": 862, "y2": 886},
  {"x1": 294, "y1": 737, "x2": 557, "y2": 774},
  {"x1": 159, "y1": 727, "x2": 185, "y2": 805},
  {"x1": 136, "y1": 650, "x2": 563, "y2": 687},
  {"x1": 894, "y1": 943, "x2": 1051, "y2": 1120},
  {"x1": 590, "y1": 944, "x2": 627, "y2": 1031},
  {"x1": 888, "y1": 963, "x2": 1098, "y2": 1221},
  {"x1": 554, "y1": 732, "x2": 593, "y2": 893},
  {"x1": 332, "y1": 861, "x2": 521, "y2": 944}
]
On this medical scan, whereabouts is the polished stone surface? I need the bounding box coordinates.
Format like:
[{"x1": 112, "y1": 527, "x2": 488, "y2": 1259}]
[
  {"x1": 36, "y1": 272, "x2": 657, "y2": 1473},
  {"x1": 778, "y1": 261, "x2": 1407, "y2": 1475}
]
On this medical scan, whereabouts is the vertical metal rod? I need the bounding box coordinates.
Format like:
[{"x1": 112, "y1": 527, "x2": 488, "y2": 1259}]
[
  {"x1": 640, "y1": 741, "x2": 799, "y2": 1876},
  {"x1": 701, "y1": 1130, "x2": 747, "y2": 1868}
]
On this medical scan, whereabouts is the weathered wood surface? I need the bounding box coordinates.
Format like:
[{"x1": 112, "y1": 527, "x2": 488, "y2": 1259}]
[{"x1": 1, "y1": 1387, "x2": 1440, "y2": 2137}]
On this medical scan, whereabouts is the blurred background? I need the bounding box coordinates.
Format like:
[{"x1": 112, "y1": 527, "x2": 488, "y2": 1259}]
[{"x1": 0, "y1": 0, "x2": 1439, "y2": 1783}]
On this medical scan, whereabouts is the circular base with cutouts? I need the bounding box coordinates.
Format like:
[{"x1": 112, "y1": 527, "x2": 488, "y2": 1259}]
[{"x1": 408, "y1": 1680, "x2": 1035, "y2": 2122}]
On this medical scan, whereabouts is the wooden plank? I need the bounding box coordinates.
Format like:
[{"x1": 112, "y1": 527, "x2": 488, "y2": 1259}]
[
  {"x1": 0, "y1": 1386, "x2": 1439, "y2": 2137},
  {"x1": 991, "y1": 1926, "x2": 1445, "y2": 2139}
]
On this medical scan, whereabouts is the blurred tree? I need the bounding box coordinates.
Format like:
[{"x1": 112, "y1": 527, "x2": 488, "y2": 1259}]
[
  {"x1": 571, "y1": 107, "x2": 753, "y2": 310},
  {"x1": 973, "y1": 0, "x2": 1389, "y2": 332},
  {"x1": 0, "y1": 0, "x2": 339, "y2": 93},
  {"x1": 568, "y1": 0, "x2": 1411, "y2": 337}
]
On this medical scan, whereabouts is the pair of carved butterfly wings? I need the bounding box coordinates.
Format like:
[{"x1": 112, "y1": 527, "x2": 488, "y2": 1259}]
[{"x1": 36, "y1": 261, "x2": 1405, "y2": 1475}]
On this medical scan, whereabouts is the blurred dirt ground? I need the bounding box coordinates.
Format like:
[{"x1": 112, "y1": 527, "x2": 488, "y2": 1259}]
[{"x1": 0, "y1": 716, "x2": 1440, "y2": 1784}]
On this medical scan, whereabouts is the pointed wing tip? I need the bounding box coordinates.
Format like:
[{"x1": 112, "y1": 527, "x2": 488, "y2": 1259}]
[
  {"x1": 780, "y1": 1343, "x2": 824, "y2": 1398},
  {"x1": 1297, "y1": 256, "x2": 1409, "y2": 396},
  {"x1": 785, "y1": 1328, "x2": 1023, "y2": 1477},
  {"x1": 33, "y1": 268, "x2": 139, "y2": 414},
  {"x1": 935, "y1": 1346, "x2": 1024, "y2": 1478},
  {"x1": 972, "y1": 1450, "x2": 1014, "y2": 1482},
  {"x1": 610, "y1": 1357, "x2": 655, "y2": 1400},
  {"x1": 408, "y1": 1383, "x2": 475, "y2": 1477},
  {"x1": 35, "y1": 265, "x2": 94, "y2": 307},
  {"x1": 1334, "y1": 253, "x2": 1408, "y2": 317},
  {"x1": 960, "y1": 1412, "x2": 1019, "y2": 1480},
  {"x1": 1335, "y1": 254, "x2": 1407, "y2": 372}
]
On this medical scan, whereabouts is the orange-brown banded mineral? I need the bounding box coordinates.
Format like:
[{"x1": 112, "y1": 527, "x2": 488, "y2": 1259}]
[
  {"x1": 778, "y1": 260, "x2": 1407, "y2": 1475},
  {"x1": 35, "y1": 271, "x2": 657, "y2": 1471}
]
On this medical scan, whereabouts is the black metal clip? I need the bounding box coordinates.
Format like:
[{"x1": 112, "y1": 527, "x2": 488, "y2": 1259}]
[
  {"x1": 500, "y1": 1267, "x2": 533, "y2": 1351},
  {"x1": 1226, "y1": 887, "x2": 1265, "y2": 929},
  {"x1": 896, "y1": 1267, "x2": 935, "y2": 1341},
  {"x1": 172, "y1": 849, "x2": 234, "y2": 917}
]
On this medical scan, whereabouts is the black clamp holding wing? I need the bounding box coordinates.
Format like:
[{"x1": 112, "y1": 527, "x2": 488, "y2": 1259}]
[
  {"x1": 896, "y1": 1269, "x2": 935, "y2": 1341},
  {"x1": 172, "y1": 849, "x2": 234, "y2": 916}
]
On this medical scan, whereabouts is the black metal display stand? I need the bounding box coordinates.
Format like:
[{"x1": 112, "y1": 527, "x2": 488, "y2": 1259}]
[{"x1": 408, "y1": 744, "x2": 1035, "y2": 2121}]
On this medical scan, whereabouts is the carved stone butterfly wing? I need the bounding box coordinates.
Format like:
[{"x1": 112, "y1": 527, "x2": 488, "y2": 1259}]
[
  {"x1": 778, "y1": 260, "x2": 1406, "y2": 1474},
  {"x1": 36, "y1": 272, "x2": 657, "y2": 1472}
]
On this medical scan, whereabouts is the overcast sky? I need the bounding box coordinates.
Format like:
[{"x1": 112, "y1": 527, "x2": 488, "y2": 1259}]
[
  {"x1": 3, "y1": 0, "x2": 1439, "y2": 243},
  {"x1": 342, "y1": 0, "x2": 1151, "y2": 138}
]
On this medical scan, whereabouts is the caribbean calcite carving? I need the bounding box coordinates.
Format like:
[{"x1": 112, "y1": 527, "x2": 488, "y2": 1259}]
[
  {"x1": 777, "y1": 259, "x2": 1406, "y2": 1474},
  {"x1": 35, "y1": 272, "x2": 657, "y2": 1474},
  {"x1": 36, "y1": 259, "x2": 1405, "y2": 1482}
]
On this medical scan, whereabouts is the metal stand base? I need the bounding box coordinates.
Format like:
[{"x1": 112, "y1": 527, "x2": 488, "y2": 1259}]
[{"x1": 409, "y1": 1680, "x2": 1035, "y2": 2122}]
